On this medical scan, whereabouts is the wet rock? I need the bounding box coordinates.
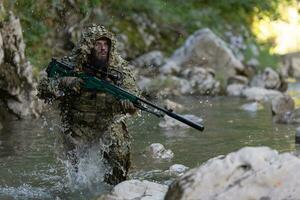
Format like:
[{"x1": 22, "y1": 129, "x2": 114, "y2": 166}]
[
  {"x1": 181, "y1": 67, "x2": 220, "y2": 95},
  {"x1": 159, "y1": 115, "x2": 203, "y2": 130},
  {"x1": 167, "y1": 164, "x2": 189, "y2": 176},
  {"x1": 0, "y1": 11, "x2": 42, "y2": 119},
  {"x1": 96, "y1": 180, "x2": 168, "y2": 200},
  {"x1": 165, "y1": 146, "x2": 300, "y2": 200},
  {"x1": 227, "y1": 75, "x2": 249, "y2": 85},
  {"x1": 163, "y1": 99, "x2": 184, "y2": 112},
  {"x1": 271, "y1": 94, "x2": 294, "y2": 116},
  {"x1": 242, "y1": 87, "x2": 283, "y2": 102},
  {"x1": 276, "y1": 108, "x2": 300, "y2": 124},
  {"x1": 159, "y1": 60, "x2": 181, "y2": 75},
  {"x1": 240, "y1": 101, "x2": 264, "y2": 112},
  {"x1": 163, "y1": 28, "x2": 245, "y2": 85},
  {"x1": 280, "y1": 52, "x2": 300, "y2": 78},
  {"x1": 148, "y1": 143, "x2": 174, "y2": 160},
  {"x1": 250, "y1": 68, "x2": 281, "y2": 90},
  {"x1": 226, "y1": 84, "x2": 248, "y2": 97},
  {"x1": 132, "y1": 51, "x2": 165, "y2": 68}
]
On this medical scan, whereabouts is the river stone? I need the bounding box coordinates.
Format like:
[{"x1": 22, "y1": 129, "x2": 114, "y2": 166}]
[
  {"x1": 181, "y1": 67, "x2": 220, "y2": 95},
  {"x1": 96, "y1": 180, "x2": 168, "y2": 200},
  {"x1": 165, "y1": 146, "x2": 300, "y2": 200},
  {"x1": 240, "y1": 101, "x2": 264, "y2": 112},
  {"x1": 163, "y1": 99, "x2": 184, "y2": 112},
  {"x1": 271, "y1": 94, "x2": 294, "y2": 116},
  {"x1": 148, "y1": 143, "x2": 174, "y2": 160},
  {"x1": 242, "y1": 87, "x2": 283, "y2": 102},
  {"x1": 167, "y1": 164, "x2": 189, "y2": 176},
  {"x1": 251, "y1": 68, "x2": 281, "y2": 90},
  {"x1": 226, "y1": 84, "x2": 248, "y2": 97},
  {"x1": 161, "y1": 28, "x2": 245, "y2": 85}
]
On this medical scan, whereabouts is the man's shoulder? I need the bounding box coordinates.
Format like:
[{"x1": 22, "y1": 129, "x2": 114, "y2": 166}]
[{"x1": 59, "y1": 56, "x2": 77, "y2": 69}]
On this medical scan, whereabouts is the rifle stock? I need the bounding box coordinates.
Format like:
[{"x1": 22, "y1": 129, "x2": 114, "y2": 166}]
[{"x1": 47, "y1": 58, "x2": 204, "y2": 132}]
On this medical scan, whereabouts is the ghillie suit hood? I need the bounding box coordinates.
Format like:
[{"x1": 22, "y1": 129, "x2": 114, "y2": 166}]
[
  {"x1": 65, "y1": 24, "x2": 126, "y2": 70},
  {"x1": 60, "y1": 24, "x2": 138, "y2": 94}
]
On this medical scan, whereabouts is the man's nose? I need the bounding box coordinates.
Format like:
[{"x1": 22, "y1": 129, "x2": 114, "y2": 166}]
[{"x1": 100, "y1": 45, "x2": 106, "y2": 51}]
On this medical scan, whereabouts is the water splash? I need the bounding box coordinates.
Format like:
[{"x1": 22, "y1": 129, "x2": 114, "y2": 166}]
[{"x1": 61, "y1": 144, "x2": 111, "y2": 193}]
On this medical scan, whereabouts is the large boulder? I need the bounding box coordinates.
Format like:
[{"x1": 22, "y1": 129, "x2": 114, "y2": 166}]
[
  {"x1": 165, "y1": 146, "x2": 300, "y2": 200},
  {"x1": 161, "y1": 28, "x2": 245, "y2": 86},
  {"x1": 0, "y1": 10, "x2": 42, "y2": 119}
]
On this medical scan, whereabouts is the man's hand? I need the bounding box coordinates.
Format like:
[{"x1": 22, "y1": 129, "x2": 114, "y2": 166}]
[
  {"x1": 60, "y1": 77, "x2": 84, "y2": 94},
  {"x1": 120, "y1": 99, "x2": 137, "y2": 114}
]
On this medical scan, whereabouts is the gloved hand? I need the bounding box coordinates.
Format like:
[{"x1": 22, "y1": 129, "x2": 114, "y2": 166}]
[
  {"x1": 60, "y1": 77, "x2": 84, "y2": 94},
  {"x1": 120, "y1": 99, "x2": 137, "y2": 114}
]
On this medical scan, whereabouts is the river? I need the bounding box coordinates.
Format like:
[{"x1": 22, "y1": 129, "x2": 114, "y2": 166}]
[{"x1": 0, "y1": 86, "x2": 298, "y2": 199}]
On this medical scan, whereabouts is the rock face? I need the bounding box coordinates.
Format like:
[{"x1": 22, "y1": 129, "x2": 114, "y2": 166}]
[
  {"x1": 165, "y1": 146, "x2": 300, "y2": 200},
  {"x1": 0, "y1": 11, "x2": 42, "y2": 119},
  {"x1": 162, "y1": 28, "x2": 245, "y2": 84}
]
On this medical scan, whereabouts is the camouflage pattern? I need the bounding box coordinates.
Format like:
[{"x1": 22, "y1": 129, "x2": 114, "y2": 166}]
[{"x1": 37, "y1": 25, "x2": 138, "y2": 185}]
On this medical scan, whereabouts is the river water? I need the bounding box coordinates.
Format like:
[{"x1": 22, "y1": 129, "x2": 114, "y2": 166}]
[{"x1": 0, "y1": 86, "x2": 298, "y2": 199}]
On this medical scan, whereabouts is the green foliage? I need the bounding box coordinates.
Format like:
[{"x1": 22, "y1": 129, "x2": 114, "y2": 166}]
[{"x1": 2, "y1": 0, "x2": 291, "y2": 71}]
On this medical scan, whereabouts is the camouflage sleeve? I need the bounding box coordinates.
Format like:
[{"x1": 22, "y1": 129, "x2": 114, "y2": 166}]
[
  {"x1": 37, "y1": 77, "x2": 63, "y2": 103},
  {"x1": 120, "y1": 63, "x2": 139, "y2": 96}
]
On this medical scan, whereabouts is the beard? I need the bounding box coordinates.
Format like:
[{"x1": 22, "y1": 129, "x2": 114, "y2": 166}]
[{"x1": 88, "y1": 50, "x2": 109, "y2": 71}]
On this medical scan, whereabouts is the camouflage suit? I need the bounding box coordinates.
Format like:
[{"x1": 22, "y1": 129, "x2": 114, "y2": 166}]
[{"x1": 38, "y1": 25, "x2": 138, "y2": 185}]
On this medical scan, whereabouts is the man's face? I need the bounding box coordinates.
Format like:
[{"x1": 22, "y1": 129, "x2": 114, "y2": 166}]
[{"x1": 93, "y1": 39, "x2": 109, "y2": 61}]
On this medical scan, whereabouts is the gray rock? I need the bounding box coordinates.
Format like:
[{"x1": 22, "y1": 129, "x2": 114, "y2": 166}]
[
  {"x1": 159, "y1": 60, "x2": 181, "y2": 75},
  {"x1": 163, "y1": 28, "x2": 245, "y2": 85},
  {"x1": 148, "y1": 143, "x2": 174, "y2": 160},
  {"x1": 271, "y1": 94, "x2": 294, "y2": 115},
  {"x1": 227, "y1": 75, "x2": 249, "y2": 85},
  {"x1": 226, "y1": 84, "x2": 248, "y2": 97},
  {"x1": 97, "y1": 180, "x2": 168, "y2": 200},
  {"x1": 250, "y1": 68, "x2": 282, "y2": 90},
  {"x1": 240, "y1": 101, "x2": 264, "y2": 112},
  {"x1": 132, "y1": 51, "x2": 165, "y2": 68},
  {"x1": 165, "y1": 146, "x2": 300, "y2": 200},
  {"x1": 167, "y1": 164, "x2": 189, "y2": 176},
  {"x1": 163, "y1": 99, "x2": 184, "y2": 112},
  {"x1": 242, "y1": 87, "x2": 283, "y2": 102},
  {"x1": 181, "y1": 67, "x2": 220, "y2": 95}
]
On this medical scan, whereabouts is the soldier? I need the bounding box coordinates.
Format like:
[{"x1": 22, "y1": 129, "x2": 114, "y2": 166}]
[{"x1": 37, "y1": 24, "x2": 139, "y2": 185}]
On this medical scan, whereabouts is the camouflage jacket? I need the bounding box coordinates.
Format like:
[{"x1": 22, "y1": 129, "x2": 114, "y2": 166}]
[{"x1": 38, "y1": 25, "x2": 138, "y2": 129}]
